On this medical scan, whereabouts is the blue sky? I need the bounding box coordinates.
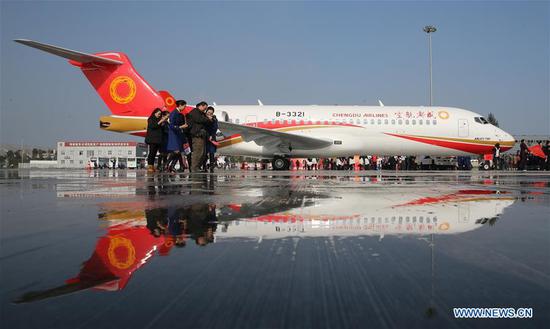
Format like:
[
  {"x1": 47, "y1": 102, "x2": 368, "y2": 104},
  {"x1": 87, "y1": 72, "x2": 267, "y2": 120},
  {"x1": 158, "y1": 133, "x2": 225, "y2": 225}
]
[{"x1": 1, "y1": 1, "x2": 548, "y2": 147}]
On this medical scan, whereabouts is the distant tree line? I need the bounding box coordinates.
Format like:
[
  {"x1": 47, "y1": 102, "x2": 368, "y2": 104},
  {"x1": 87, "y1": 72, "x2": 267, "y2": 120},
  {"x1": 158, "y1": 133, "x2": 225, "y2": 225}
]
[
  {"x1": 0, "y1": 148, "x2": 56, "y2": 168},
  {"x1": 487, "y1": 113, "x2": 499, "y2": 127}
]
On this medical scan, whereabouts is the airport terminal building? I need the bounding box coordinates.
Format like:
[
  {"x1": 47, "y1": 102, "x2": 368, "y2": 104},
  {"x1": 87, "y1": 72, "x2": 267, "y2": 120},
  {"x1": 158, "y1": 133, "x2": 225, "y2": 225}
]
[{"x1": 57, "y1": 141, "x2": 148, "y2": 169}]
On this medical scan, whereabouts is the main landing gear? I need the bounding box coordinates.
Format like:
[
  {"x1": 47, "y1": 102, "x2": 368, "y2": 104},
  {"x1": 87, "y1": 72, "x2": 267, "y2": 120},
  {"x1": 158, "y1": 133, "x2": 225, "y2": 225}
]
[{"x1": 272, "y1": 156, "x2": 290, "y2": 171}]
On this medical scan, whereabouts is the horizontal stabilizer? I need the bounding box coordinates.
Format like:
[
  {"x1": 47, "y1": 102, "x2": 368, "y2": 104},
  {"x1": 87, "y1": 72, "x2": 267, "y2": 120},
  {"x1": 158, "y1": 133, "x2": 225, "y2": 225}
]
[{"x1": 14, "y1": 39, "x2": 123, "y2": 65}]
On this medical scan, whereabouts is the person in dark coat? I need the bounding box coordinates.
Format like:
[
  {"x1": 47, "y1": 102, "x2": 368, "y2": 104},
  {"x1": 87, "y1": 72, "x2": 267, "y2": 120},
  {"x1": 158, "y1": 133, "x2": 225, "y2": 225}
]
[
  {"x1": 157, "y1": 110, "x2": 170, "y2": 172},
  {"x1": 145, "y1": 108, "x2": 168, "y2": 173},
  {"x1": 187, "y1": 101, "x2": 212, "y2": 172},
  {"x1": 145, "y1": 207, "x2": 168, "y2": 237},
  {"x1": 543, "y1": 140, "x2": 550, "y2": 171},
  {"x1": 205, "y1": 106, "x2": 219, "y2": 172},
  {"x1": 519, "y1": 139, "x2": 529, "y2": 171},
  {"x1": 492, "y1": 143, "x2": 501, "y2": 170},
  {"x1": 166, "y1": 100, "x2": 189, "y2": 172},
  {"x1": 185, "y1": 203, "x2": 217, "y2": 246}
]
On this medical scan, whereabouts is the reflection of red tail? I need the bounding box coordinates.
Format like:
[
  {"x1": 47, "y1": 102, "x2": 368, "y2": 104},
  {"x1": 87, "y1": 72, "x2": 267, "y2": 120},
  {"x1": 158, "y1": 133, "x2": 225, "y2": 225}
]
[
  {"x1": 14, "y1": 223, "x2": 163, "y2": 303},
  {"x1": 76, "y1": 223, "x2": 163, "y2": 291},
  {"x1": 15, "y1": 39, "x2": 164, "y2": 117}
]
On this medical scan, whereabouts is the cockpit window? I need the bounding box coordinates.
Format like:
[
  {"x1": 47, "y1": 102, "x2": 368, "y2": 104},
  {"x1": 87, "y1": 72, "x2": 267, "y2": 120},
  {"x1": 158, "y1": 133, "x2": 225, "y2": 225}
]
[{"x1": 474, "y1": 117, "x2": 489, "y2": 124}]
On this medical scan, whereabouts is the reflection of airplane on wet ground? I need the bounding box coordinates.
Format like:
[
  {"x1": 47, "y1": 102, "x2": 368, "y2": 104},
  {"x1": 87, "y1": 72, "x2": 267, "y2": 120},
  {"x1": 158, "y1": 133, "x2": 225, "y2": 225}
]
[
  {"x1": 216, "y1": 189, "x2": 515, "y2": 239},
  {"x1": 14, "y1": 188, "x2": 514, "y2": 303}
]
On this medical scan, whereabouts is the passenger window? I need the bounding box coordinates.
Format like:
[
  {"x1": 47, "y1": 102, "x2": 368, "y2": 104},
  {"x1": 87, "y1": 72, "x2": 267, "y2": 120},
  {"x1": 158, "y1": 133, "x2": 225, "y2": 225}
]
[
  {"x1": 356, "y1": 119, "x2": 361, "y2": 125},
  {"x1": 432, "y1": 120, "x2": 437, "y2": 125},
  {"x1": 349, "y1": 119, "x2": 354, "y2": 124},
  {"x1": 291, "y1": 120, "x2": 296, "y2": 125},
  {"x1": 384, "y1": 119, "x2": 388, "y2": 125},
  {"x1": 236, "y1": 119, "x2": 240, "y2": 124},
  {"x1": 419, "y1": 119, "x2": 423, "y2": 125},
  {"x1": 324, "y1": 120, "x2": 328, "y2": 125},
  {"x1": 370, "y1": 119, "x2": 375, "y2": 124},
  {"x1": 426, "y1": 120, "x2": 430, "y2": 125},
  {"x1": 405, "y1": 120, "x2": 409, "y2": 125},
  {"x1": 316, "y1": 120, "x2": 321, "y2": 124},
  {"x1": 377, "y1": 119, "x2": 382, "y2": 125},
  {"x1": 412, "y1": 120, "x2": 416, "y2": 125},
  {"x1": 391, "y1": 119, "x2": 395, "y2": 125},
  {"x1": 398, "y1": 119, "x2": 403, "y2": 125}
]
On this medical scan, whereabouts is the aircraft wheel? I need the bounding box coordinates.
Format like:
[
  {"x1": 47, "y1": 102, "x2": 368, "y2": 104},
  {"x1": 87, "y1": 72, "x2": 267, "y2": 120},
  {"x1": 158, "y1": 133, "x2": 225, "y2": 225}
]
[{"x1": 272, "y1": 157, "x2": 289, "y2": 171}]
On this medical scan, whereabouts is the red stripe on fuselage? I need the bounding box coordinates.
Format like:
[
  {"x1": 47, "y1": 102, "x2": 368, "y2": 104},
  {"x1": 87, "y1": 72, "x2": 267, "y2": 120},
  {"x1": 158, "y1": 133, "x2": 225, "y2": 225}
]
[{"x1": 386, "y1": 133, "x2": 512, "y2": 154}]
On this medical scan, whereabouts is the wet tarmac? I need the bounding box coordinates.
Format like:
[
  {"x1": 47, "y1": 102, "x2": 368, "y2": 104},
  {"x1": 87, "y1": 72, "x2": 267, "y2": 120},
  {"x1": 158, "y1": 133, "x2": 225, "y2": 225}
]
[{"x1": 1, "y1": 169, "x2": 549, "y2": 329}]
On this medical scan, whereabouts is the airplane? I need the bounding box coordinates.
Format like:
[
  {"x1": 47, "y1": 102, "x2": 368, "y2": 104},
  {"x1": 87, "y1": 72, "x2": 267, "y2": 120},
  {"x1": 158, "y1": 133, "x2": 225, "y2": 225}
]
[
  {"x1": 13, "y1": 187, "x2": 514, "y2": 303},
  {"x1": 14, "y1": 39, "x2": 516, "y2": 170}
]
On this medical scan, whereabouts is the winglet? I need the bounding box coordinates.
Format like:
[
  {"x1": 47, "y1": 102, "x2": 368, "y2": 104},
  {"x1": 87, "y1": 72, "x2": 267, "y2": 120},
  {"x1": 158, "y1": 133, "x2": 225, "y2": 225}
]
[
  {"x1": 378, "y1": 100, "x2": 384, "y2": 107},
  {"x1": 14, "y1": 39, "x2": 123, "y2": 65},
  {"x1": 257, "y1": 99, "x2": 264, "y2": 106}
]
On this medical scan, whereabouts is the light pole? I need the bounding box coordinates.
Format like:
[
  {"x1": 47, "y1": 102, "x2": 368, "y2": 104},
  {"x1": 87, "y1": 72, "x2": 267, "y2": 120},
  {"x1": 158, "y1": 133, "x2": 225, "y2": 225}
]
[
  {"x1": 423, "y1": 26, "x2": 437, "y2": 316},
  {"x1": 423, "y1": 25, "x2": 437, "y2": 106}
]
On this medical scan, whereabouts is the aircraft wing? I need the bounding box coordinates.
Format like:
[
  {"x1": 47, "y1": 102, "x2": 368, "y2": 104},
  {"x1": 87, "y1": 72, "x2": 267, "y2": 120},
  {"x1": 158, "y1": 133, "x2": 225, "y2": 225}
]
[{"x1": 218, "y1": 121, "x2": 333, "y2": 151}]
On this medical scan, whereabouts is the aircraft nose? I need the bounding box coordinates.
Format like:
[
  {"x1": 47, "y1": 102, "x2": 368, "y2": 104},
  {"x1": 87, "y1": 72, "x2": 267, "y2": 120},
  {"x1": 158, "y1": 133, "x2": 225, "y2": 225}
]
[{"x1": 498, "y1": 129, "x2": 516, "y2": 150}]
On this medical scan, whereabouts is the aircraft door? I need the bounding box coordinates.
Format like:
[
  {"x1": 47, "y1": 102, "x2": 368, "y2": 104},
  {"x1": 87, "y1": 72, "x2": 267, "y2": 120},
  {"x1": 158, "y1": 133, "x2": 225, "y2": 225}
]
[
  {"x1": 458, "y1": 119, "x2": 469, "y2": 137},
  {"x1": 246, "y1": 115, "x2": 257, "y2": 127},
  {"x1": 458, "y1": 203, "x2": 470, "y2": 224}
]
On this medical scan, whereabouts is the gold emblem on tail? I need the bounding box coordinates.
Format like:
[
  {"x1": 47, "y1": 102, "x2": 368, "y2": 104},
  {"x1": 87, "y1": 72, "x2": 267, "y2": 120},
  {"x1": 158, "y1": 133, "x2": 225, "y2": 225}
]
[{"x1": 110, "y1": 76, "x2": 137, "y2": 104}]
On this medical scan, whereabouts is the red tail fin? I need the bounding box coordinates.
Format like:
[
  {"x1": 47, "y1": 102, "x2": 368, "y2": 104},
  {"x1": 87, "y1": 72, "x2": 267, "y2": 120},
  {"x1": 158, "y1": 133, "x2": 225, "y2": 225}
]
[
  {"x1": 14, "y1": 39, "x2": 163, "y2": 117},
  {"x1": 72, "y1": 52, "x2": 163, "y2": 116}
]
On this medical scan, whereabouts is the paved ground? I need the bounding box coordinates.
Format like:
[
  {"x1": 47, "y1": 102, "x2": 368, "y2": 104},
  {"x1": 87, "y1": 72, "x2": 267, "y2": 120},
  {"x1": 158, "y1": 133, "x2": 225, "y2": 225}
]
[{"x1": 1, "y1": 169, "x2": 549, "y2": 329}]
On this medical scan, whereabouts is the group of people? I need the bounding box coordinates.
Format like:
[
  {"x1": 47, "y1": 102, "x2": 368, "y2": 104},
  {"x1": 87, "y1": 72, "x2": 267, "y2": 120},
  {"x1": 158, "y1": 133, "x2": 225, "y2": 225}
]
[
  {"x1": 145, "y1": 100, "x2": 219, "y2": 173},
  {"x1": 515, "y1": 139, "x2": 549, "y2": 171},
  {"x1": 146, "y1": 204, "x2": 217, "y2": 247},
  {"x1": 491, "y1": 140, "x2": 550, "y2": 171}
]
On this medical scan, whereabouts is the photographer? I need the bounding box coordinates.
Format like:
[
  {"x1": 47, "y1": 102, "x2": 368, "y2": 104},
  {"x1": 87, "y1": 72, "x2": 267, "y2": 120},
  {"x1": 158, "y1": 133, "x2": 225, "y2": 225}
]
[{"x1": 187, "y1": 101, "x2": 212, "y2": 172}]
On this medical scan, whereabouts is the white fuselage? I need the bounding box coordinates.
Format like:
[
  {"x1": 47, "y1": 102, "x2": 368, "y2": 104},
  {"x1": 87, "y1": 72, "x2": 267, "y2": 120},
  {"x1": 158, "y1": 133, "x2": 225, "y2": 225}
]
[{"x1": 213, "y1": 105, "x2": 514, "y2": 157}]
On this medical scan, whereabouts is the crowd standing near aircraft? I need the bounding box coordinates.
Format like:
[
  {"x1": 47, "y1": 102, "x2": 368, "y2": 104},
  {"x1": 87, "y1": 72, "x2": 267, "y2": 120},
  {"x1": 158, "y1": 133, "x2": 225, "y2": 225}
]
[{"x1": 15, "y1": 39, "x2": 517, "y2": 170}]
